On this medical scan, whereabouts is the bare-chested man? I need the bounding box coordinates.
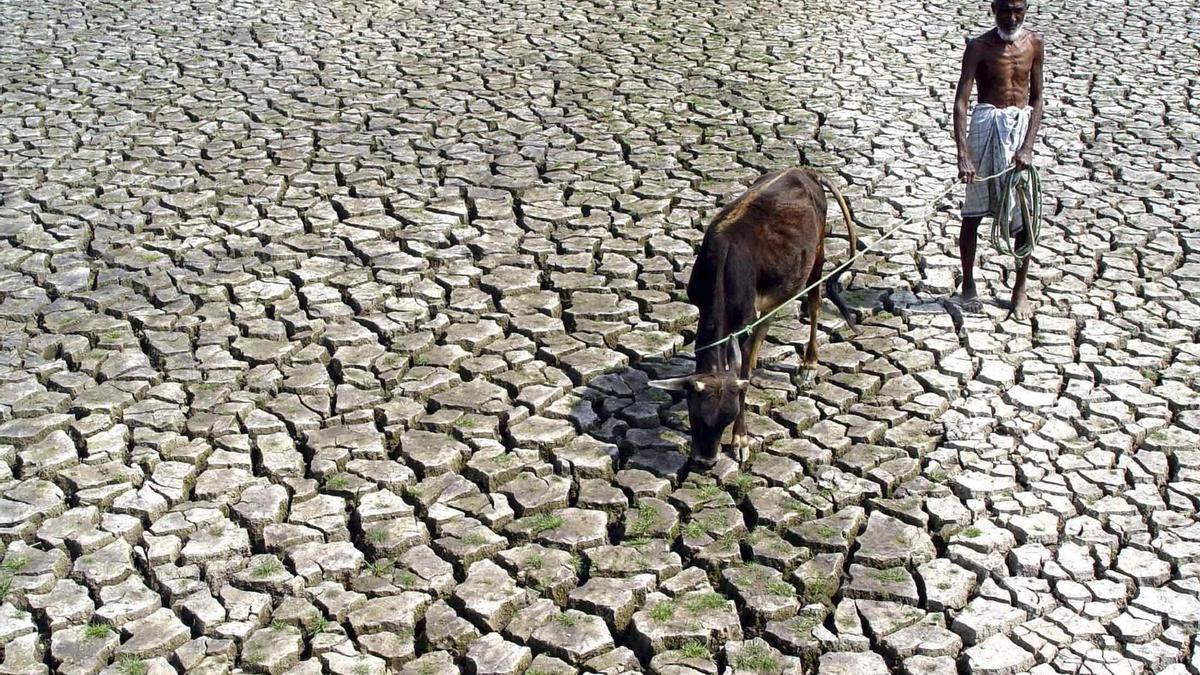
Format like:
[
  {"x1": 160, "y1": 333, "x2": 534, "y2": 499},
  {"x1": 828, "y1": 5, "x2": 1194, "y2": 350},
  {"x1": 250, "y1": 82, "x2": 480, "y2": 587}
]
[{"x1": 953, "y1": 0, "x2": 1044, "y2": 319}]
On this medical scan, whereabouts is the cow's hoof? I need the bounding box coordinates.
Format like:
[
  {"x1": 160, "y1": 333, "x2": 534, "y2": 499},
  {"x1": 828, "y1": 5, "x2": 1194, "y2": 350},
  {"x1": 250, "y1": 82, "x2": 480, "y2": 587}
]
[
  {"x1": 795, "y1": 368, "x2": 817, "y2": 389},
  {"x1": 732, "y1": 434, "x2": 752, "y2": 463}
]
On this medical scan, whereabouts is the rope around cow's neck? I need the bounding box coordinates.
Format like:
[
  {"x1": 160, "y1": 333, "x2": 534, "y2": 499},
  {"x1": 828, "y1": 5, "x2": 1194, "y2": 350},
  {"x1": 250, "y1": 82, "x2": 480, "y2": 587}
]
[{"x1": 696, "y1": 165, "x2": 1031, "y2": 353}]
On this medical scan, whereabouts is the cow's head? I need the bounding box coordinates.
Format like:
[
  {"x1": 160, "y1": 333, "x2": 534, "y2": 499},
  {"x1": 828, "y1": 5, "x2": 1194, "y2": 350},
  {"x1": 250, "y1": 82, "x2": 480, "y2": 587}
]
[{"x1": 649, "y1": 342, "x2": 749, "y2": 465}]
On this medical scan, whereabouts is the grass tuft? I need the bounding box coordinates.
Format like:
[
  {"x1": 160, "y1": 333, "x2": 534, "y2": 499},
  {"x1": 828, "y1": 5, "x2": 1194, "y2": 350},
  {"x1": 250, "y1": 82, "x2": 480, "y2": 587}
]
[
  {"x1": 679, "y1": 640, "x2": 709, "y2": 659},
  {"x1": 251, "y1": 559, "x2": 284, "y2": 578},
  {"x1": 648, "y1": 601, "x2": 675, "y2": 622},
  {"x1": 527, "y1": 513, "x2": 564, "y2": 534}
]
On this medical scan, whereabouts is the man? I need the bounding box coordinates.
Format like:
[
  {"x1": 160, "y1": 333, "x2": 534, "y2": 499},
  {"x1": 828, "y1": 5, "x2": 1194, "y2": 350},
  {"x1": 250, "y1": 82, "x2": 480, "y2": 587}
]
[{"x1": 953, "y1": 0, "x2": 1044, "y2": 319}]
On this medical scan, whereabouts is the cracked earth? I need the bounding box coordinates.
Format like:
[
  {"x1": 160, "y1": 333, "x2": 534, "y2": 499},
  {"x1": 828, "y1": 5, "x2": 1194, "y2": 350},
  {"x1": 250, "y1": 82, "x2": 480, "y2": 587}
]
[{"x1": 1, "y1": 0, "x2": 1199, "y2": 673}]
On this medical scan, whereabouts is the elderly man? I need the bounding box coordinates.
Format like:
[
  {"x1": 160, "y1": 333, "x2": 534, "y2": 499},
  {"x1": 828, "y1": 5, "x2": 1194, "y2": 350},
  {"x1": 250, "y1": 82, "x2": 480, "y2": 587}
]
[{"x1": 953, "y1": 0, "x2": 1044, "y2": 319}]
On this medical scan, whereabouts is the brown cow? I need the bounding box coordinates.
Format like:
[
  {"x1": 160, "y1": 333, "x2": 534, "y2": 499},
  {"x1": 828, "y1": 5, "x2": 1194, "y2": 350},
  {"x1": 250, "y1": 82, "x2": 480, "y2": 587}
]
[{"x1": 651, "y1": 167, "x2": 859, "y2": 469}]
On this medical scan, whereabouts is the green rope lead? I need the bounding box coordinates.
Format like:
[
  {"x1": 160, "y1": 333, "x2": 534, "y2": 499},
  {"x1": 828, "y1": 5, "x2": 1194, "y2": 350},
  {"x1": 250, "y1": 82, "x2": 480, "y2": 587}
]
[{"x1": 989, "y1": 165, "x2": 1042, "y2": 261}]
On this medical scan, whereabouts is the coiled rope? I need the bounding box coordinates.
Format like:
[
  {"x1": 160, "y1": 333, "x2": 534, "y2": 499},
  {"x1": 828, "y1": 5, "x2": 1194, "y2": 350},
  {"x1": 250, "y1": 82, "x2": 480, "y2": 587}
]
[{"x1": 989, "y1": 165, "x2": 1042, "y2": 261}]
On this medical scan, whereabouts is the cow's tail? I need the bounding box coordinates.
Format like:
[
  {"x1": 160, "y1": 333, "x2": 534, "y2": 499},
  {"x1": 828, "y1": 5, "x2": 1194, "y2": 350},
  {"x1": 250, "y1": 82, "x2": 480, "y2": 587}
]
[{"x1": 812, "y1": 172, "x2": 861, "y2": 333}]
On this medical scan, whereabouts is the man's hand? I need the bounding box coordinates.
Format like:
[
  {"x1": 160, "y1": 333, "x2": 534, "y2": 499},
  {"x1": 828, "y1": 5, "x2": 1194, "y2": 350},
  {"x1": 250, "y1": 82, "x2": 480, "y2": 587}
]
[
  {"x1": 958, "y1": 156, "x2": 977, "y2": 183},
  {"x1": 1013, "y1": 148, "x2": 1033, "y2": 170}
]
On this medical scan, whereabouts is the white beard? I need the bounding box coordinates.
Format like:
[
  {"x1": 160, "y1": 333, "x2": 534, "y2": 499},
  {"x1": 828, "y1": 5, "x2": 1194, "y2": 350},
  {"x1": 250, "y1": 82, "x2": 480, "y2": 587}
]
[{"x1": 997, "y1": 22, "x2": 1025, "y2": 42}]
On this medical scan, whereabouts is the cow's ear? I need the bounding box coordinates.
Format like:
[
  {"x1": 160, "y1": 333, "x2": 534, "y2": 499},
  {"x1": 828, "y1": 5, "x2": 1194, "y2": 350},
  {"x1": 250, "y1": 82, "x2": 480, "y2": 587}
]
[{"x1": 648, "y1": 376, "x2": 694, "y2": 392}]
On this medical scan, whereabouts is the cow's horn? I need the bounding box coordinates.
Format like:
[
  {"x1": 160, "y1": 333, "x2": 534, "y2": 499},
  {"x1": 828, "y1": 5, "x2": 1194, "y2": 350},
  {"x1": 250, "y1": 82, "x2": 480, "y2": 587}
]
[
  {"x1": 648, "y1": 376, "x2": 694, "y2": 391},
  {"x1": 728, "y1": 340, "x2": 742, "y2": 374}
]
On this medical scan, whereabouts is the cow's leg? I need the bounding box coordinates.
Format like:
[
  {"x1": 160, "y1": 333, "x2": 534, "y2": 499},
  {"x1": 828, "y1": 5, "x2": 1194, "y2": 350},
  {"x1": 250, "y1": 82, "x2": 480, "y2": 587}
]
[
  {"x1": 731, "y1": 327, "x2": 768, "y2": 463},
  {"x1": 797, "y1": 269, "x2": 823, "y2": 388}
]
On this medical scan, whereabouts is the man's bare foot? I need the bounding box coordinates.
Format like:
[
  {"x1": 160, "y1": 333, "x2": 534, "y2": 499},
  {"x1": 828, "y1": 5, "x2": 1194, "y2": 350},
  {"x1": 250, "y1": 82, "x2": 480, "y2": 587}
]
[
  {"x1": 960, "y1": 281, "x2": 982, "y2": 313},
  {"x1": 1010, "y1": 291, "x2": 1032, "y2": 320}
]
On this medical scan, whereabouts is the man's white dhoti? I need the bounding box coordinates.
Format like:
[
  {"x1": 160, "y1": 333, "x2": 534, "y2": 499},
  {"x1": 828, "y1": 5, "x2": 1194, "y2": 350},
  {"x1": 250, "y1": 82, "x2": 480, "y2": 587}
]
[{"x1": 963, "y1": 104, "x2": 1032, "y2": 234}]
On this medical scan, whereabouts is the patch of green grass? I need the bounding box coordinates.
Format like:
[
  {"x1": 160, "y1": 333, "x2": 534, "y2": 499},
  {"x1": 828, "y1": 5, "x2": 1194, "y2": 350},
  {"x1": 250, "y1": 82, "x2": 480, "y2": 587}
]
[
  {"x1": 684, "y1": 592, "x2": 728, "y2": 612},
  {"x1": 816, "y1": 525, "x2": 838, "y2": 538},
  {"x1": 766, "y1": 580, "x2": 795, "y2": 597},
  {"x1": 696, "y1": 484, "x2": 723, "y2": 501},
  {"x1": 728, "y1": 472, "x2": 755, "y2": 498},
  {"x1": 3, "y1": 555, "x2": 29, "y2": 573},
  {"x1": 84, "y1": 622, "x2": 111, "y2": 639},
  {"x1": 704, "y1": 511, "x2": 729, "y2": 530},
  {"x1": 682, "y1": 521, "x2": 707, "y2": 539},
  {"x1": 251, "y1": 559, "x2": 283, "y2": 578},
  {"x1": 462, "y1": 532, "x2": 489, "y2": 546},
  {"x1": 796, "y1": 613, "x2": 822, "y2": 632},
  {"x1": 555, "y1": 612, "x2": 578, "y2": 627},
  {"x1": 412, "y1": 353, "x2": 428, "y2": 366},
  {"x1": 626, "y1": 504, "x2": 659, "y2": 538},
  {"x1": 456, "y1": 416, "x2": 477, "y2": 428},
  {"x1": 365, "y1": 527, "x2": 389, "y2": 544},
  {"x1": 786, "y1": 499, "x2": 813, "y2": 520},
  {"x1": 569, "y1": 554, "x2": 582, "y2": 574},
  {"x1": 735, "y1": 642, "x2": 780, "y2": 674},
  {"x1": 117, "y1": 656, "x2": 147, "y2": 675},
  {"x1": 1142, "y1": 368, "x2": 1161, "y2": 384},
  {"x1": 305, "y1": 615, "x2": 330, "y2": 636},
  {"x1": 492, "y1": 453, "x2": 514, "y2": 465},
  {"x1": 962, "y1": 526, "x2": 982, "y2": 539},
  {"x1": 649, "y1": 601, "x2": 675, "y2": 622},
  {"x1": 526, "y1": 555, "x2": 544, "y2": 570},
  {"x1": 527, "y1": 512, "x2": 564, "y2": 534},
  {"x1": 870, "y1": 567, "x2": 909, "y2": 583},
  {"x1": 876, "y1": 311, "x2": 894, "y2": 321},
  {"x1": 396, "y1": 571, "x2": 418, "y2": 588},
  {"x1": 803, "y1": 578, "x2": 831, "y2": 604},
  {"x1": 270, "y1": 619, "x2": 293, "y2": 632},
  {"x1": 678, "y1": 640, "x2": 709, "y2": 659},
  {"x1": 325, "y1": 475, "x2": 351, "y2": 491},
  {"x1": 715, "y1": 532, "x2": 740, "y2": 551}
]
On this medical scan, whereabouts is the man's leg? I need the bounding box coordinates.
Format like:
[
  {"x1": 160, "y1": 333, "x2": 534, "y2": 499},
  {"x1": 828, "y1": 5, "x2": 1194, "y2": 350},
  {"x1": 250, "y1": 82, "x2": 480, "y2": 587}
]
[
  {"x1": 1010, "y1": 227, "x2": 1033, "y2": 320},
  {"x1": 959, "y1": 215, "x2": 984, "y2": 312}
]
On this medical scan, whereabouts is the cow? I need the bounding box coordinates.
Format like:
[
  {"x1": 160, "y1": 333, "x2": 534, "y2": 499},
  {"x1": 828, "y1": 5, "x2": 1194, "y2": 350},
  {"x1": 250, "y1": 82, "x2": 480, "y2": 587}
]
[{"x1": 650, "y1": 167, "x2": 860, "y2": 469}]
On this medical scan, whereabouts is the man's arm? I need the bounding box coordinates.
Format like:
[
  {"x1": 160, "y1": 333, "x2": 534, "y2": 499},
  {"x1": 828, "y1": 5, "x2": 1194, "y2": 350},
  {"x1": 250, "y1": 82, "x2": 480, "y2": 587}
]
[
  {"x1": 1014, "y1": 35, "x2": 1045, "y2": 169},
  {"x1": 954, "y1": 40, "x2": 980, "y2": 183}
]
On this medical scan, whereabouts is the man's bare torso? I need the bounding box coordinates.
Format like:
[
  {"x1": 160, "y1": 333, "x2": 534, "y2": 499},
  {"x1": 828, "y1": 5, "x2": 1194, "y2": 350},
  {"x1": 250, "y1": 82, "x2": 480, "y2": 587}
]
[{"x1": 969, "y1": 29, "x2": 1042, "y2": 107}]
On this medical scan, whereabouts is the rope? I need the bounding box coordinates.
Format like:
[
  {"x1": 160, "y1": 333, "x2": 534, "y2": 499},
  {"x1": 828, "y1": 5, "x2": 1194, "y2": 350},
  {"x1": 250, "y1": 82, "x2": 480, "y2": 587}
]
[
  {"x1": 989, "y1": 165, "x2": 1042, "y2": 261},
  {"x1": 695, "y1": 166, "x2": 1015, "y2": 353}
]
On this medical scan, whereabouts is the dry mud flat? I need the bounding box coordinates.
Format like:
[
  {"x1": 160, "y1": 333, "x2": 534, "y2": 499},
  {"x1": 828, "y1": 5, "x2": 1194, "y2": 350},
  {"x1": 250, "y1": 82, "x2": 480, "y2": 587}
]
[{"x1": 0, "y1": 0, "x2": 1199, "y2": 673}]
